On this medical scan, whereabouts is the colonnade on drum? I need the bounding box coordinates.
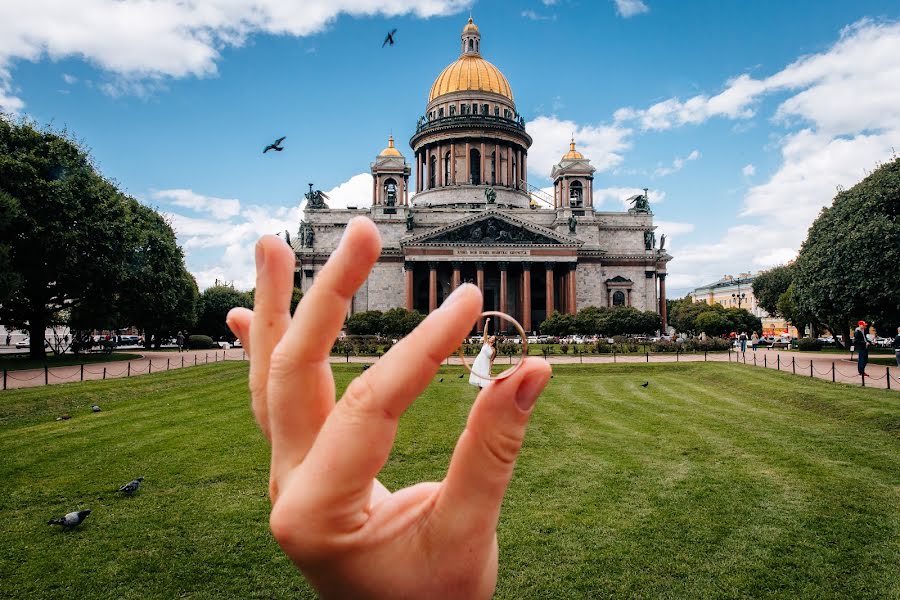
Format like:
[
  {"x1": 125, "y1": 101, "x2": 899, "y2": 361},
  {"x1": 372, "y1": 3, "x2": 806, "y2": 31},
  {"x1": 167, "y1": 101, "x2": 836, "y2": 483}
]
[{"x1": 403, "y1": 261, "x2": 576, "y2": 334}]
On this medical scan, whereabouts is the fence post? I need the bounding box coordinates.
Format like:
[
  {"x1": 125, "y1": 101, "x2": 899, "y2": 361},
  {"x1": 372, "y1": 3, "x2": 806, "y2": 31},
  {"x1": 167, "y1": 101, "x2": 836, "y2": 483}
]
[
  {"x1": 777, "y1": 355, "x2": 780, "y2": 371},
  {"x1": 206, "y1": 353, "x2": 208, "y2": 364},
  {"x1": 861, "y1": 372, "x2": 865, "y2": 387},
  {"x1": 194, "y1": 355, "x2": 197, "y2": 366},
  {"x1": 887, "y1": 367, "x2": 891, "y2": 390},
  {"x1": 832, "y1": 361, "x2": 835, "y2": 382},
  {"x1": 676, "y1": 349, "x2": 680, "y2": 362},
  {"x1": 792, "y1": 358, "x2": 795, "y2": 375},
  {"x1": 149, "y1": 360, "x2": 152, "y2": 374},
  {"x1": 728, "y1": 349, "x2": 731, "y2": 361},
  {"x1": 2, "y1": 368, "x2": 6, "y2": 390},
  {"x1": 167, "y1": 358, "x2": 170, "y2": 371},
  {"x1": 613, "y1": 349, "x2": 616, "y2": 363},
  {"x1": 80, "y1": 363, "x2": 84, "y2": 381},
  {"x1": 45, "y1": 365, "x2": 48, "y2": 385},
  {"x1": 743, "y1": 352, "x2": 747, "y2": 364},
  {"x1": 242, "y1": 350, "x2": 245, "y2": 360},
  {"x1": 103, "y1": 367, "x2": 106, "y2": 380},
  {"x1": 704, "y1": 351, "x2": 707, "y2": 361},
  {"x1": 646, "y1": 351, "x2": 649, "y2": 363},
  {"x1": 754, "y1": 354, "x2": 757, "y2": 366},
  {"x1": 127, "y1": 362, "x2": 131, "y2": 377},
  {"x1": 810, "y1": 362, "x2": 813, "y2": 378}
]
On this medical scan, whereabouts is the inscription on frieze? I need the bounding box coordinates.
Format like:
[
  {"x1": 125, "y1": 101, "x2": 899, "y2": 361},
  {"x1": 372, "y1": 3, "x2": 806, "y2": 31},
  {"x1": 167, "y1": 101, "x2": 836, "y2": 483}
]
[{"x1": 454, "y1": 249, "x2": 530, "y2": 256}]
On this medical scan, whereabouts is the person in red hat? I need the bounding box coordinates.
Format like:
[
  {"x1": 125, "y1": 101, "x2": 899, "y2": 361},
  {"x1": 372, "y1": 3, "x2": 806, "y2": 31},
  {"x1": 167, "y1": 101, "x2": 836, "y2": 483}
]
[{"x1": 853, "y1": 320, "x2": 872, "y2": 377}]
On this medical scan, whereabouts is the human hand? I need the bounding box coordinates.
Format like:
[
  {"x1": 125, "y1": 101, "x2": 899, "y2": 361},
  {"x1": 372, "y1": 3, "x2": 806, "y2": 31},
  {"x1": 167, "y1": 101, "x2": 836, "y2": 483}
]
[{"x1": 226, "y1": 218, "x2": 551, "y2": 599}]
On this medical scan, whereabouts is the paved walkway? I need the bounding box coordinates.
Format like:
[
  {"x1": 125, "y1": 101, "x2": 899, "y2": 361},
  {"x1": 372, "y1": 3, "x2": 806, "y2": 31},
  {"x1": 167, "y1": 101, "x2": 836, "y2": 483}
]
[{"x1": 2, "y1": 348, "x2": 897, "y2": 391}]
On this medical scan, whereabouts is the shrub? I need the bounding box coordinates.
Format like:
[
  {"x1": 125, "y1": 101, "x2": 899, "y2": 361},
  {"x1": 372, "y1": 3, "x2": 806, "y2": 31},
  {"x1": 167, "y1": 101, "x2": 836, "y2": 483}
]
[
  {"x1": 381, "y1": 340, "x2": 393, "y2": 354},
  {"x1": 796, "y1": 337, "x2": 823, "y2": 351},
  {"x1": 187, "y1": 334, "x2": 216, "y2": 349},
  {"x1": 559, "y1": 342, "x2": 569, "y2": 354},
  {"x1": 650, "y1": 340, "x2": 678, "y2": 352}
]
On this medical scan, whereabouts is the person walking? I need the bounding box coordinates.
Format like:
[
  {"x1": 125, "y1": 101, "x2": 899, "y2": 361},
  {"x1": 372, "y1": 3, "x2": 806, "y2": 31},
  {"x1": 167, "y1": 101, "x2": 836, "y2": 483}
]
[
  {"x1": 468, "y1": 317, "x2": 497, "y2": 388},
  {"x1": 5, "y1": 333, "x2": 10, "y2": 346},
  {"x1": 739, "y1": 331, "x2": 748, "y2": 355},
  {"x1": 750, "y1": 331, "x2": 759, "y2": 351},
  {"x1": 177, "y1": 331, "x2": 185, "y2": 353},
  {"x1": 853, "y1": 320, "x2": 871, "y2": 377},
  {"x1": 893, "y1": 326, "x2": 900, "y2": 368}
]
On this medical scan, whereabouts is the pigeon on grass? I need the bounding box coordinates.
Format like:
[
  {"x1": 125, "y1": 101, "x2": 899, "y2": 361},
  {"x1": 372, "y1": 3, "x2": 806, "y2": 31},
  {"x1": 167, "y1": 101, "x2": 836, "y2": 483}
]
[
  {"x1": 91, "y1": 405, "x2": 101, "y2": 412},
  {"x1": 119, "y1": 477, "x2": 145, "y2": 496},
  {"x1": 641, "y1": 382, "x2": 649, "y2": 388},
  {"x1": 48, "y1": 509, "x2": 91, "y2": 529}
]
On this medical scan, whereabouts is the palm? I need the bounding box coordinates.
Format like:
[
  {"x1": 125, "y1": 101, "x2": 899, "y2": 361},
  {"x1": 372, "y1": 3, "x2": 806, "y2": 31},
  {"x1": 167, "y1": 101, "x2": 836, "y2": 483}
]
[{"x1": 227, "y1": 221, "x2": 549, "y2": 599}]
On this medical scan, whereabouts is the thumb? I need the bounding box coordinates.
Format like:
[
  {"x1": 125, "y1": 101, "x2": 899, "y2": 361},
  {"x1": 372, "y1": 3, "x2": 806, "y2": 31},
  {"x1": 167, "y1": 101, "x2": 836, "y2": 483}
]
[{"x1": 433, "y1": 358, "x2": 551, "y2": 538}]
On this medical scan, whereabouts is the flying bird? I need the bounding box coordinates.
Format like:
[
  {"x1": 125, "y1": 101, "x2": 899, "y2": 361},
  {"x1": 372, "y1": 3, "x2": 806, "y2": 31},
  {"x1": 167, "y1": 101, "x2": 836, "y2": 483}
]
[
  {"x1": 119, "y1": 477, "x2": 144, "y2": 496},
  {"x1": 48, "y1": 509, "x2": 91, "y2": 529},
  {"x1": 263, "y1": 136, "x2": 286, "y2": 153},
  {"x1": 91, "y1": 405, "x2": 101, "y2": 412},
  {"x1": 382, "y1": 29, "x2": 397, "y2": 47},
  {"x1": 641, "y1": 381, "x2": 649, "y2": 388}
]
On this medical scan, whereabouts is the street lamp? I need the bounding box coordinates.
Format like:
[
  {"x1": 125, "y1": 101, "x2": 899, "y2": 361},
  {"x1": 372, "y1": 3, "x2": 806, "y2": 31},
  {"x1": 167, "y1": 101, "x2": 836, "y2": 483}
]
[{"x1": 732, "y1": 279, "x2": 746, "y2": 308}]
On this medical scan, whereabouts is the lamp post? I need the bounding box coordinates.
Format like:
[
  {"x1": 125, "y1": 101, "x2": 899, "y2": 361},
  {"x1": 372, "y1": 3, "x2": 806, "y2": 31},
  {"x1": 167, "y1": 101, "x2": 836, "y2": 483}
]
[{"x1": 732, "y1": 279, "x2": 746, "y2": 309}]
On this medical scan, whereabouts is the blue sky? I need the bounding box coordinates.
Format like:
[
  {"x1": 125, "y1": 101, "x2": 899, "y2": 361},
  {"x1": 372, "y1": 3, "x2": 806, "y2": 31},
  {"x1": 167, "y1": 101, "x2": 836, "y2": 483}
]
[{"x1": 3, "y1": 0, "x2": 900, "y2": 295}]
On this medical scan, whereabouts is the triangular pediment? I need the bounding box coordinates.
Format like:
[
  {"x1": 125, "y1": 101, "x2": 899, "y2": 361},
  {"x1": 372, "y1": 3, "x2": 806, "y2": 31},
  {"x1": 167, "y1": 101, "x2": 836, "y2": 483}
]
[
  {"x1": 607, "y1": 275, "x2": 633, "y2": 283},
  {"x1": 402, "y1": 210, "x2": 582, "y2": 247}
]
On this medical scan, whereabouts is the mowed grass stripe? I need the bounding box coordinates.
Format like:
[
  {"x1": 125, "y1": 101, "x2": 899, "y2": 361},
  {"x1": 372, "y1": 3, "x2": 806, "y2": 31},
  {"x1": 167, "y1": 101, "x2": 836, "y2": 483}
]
[{"x1": 0, "y1": 362, "x2": 898, "y2": 599}]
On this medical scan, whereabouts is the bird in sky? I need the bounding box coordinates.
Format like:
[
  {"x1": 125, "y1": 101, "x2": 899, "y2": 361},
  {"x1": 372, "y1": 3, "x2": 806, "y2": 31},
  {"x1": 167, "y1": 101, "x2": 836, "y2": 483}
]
[
  {"x1": 382, "y1": 29, "x2": 397, "y2": 47},
  {"x1": 119, "y1": 477, "x2": 144, "y2": 496},
  {"x1": 641, "y1": 381, "x2": 649, "y2": 388},
  {"x1": 263, "y1": 136, "x2": 286, "y2": 153},
  {"x1": 48, "y1": 509, "x2": 91, "y2": 529}
]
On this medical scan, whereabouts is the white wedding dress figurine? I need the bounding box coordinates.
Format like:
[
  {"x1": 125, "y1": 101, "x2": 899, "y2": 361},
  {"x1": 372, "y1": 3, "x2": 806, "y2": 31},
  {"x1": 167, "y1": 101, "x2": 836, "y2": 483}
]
[{"x1": 469, "y1": 318, "x2": 497, "y2": 388}]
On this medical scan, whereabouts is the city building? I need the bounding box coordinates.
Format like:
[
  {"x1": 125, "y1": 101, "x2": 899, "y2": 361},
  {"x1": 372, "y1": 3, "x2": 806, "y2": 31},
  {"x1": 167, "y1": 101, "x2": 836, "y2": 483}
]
[
  {"x1": 294, "y1": 18, "x2": 671, "y2": 333},
  {"x1": 687, "y1": 273, "x2": 798, "y2": 336}
]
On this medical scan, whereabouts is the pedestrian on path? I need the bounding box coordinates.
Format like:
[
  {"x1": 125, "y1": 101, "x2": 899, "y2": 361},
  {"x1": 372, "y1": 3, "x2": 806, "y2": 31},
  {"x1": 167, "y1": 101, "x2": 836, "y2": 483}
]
[
  {"x1": 853, "y1": 320, "x2": 871, "y2": 377},
  {"x1": 177, "y1": 331, "x2": 185, "y2": 352},
  {"x1": 739, "y1": 331, "x2": 748, "y2": 354},
  {"x1": 750, "y1": 331, "x2": 759, "y2": 351},
  {"x1": 893, "y1": 326, "x2": 900, "y2": 368}
]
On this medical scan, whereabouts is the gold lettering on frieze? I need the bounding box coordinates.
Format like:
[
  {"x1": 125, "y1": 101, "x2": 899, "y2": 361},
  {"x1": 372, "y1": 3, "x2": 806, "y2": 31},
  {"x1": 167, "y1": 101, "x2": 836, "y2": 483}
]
[{"x1": 453, "y1": 248, "x2": 531, "y2": 257}]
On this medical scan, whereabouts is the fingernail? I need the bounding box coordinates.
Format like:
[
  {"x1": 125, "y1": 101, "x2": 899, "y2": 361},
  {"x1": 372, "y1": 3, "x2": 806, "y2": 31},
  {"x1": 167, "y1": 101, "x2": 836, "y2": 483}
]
[
  {"x1": 255, "y1": 240, "x2": 266, "y2": 272},
  {"x1": 515, "y1": 369, "x2": 549, "y2": 412},
  {"x1": 441, "y1": 283, "x2": 473, "y2": 309}
]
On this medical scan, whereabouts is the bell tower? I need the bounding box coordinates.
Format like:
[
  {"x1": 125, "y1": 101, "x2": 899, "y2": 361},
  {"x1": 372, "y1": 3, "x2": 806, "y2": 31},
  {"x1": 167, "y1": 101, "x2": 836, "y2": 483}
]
[
  {"x1": 550, "y1": 139, "x2": 596, "y2": 209},
  {"x1": 371, "y1": 136, "x2": 411, "y2": 208},
  {"x1": 461, "y1": 17, "x2": 480, "y2": 55}
]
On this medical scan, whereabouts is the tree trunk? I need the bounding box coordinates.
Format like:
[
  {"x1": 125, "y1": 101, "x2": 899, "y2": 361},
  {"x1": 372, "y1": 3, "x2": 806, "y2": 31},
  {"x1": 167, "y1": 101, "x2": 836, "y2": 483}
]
[{"x1": 28, "y1": 318, "x2": 47, "y2": 360}]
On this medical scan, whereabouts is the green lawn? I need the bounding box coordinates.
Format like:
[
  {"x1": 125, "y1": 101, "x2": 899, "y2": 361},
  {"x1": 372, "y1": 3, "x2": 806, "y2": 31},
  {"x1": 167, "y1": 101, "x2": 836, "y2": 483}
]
[
  {"x1": 0, "y1": 352, "x2": 141, "y2": 371},
  {"x1": 1, "y1": 362, "x2": 898, "y2": 598}
]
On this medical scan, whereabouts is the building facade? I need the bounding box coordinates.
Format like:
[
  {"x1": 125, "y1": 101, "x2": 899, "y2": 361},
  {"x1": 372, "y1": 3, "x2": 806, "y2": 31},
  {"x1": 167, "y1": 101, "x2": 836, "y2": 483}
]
[
  {"x1": 295, "y1": 18, "x2": 672, "y2": 333},
  {"x1": 688, "y1": 273, "x2": 798, "y2": 336}
]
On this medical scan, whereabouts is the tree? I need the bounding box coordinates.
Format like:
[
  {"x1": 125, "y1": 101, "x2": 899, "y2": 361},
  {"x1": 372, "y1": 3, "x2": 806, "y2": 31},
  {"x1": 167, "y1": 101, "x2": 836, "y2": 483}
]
[
  {"x1": 345, "y1": 310, "x2": 384, "y2": 336},
  {"x1": 694, "y1": 310, "x2": 731, "y2": 337},
  {"x1": 574, "y1": 306, "x2": 610, "y2": 335},
  {"x1": 603, "y1": 307, "x2": 662, "y2": 336},
  {"x1": 0, "y1": 119, "x2": 134, "y2": 359},
  {"x1": 724, "y1": 307, "x2": 763, "y2": 335},
  {"x1": 752, "y1": 264, "x2": 793, "y2": 316},
  {"x1": 669, "y1": 298, "x2": 713, "y2": 336},
  {"x1": 539, "y1": 311, "x2": 576, "y2": 336},
  {"x1": 117, "y1": 204, "x2": 198, "y2": 347},
  {"x1": 794, "y1": 157, "x2": 900, "y2": 348},
  {"x1": 196, "y1": 285, "x2": 252, "y2": 340},
  {"x1": 381, "y1": 307, "x2": 424, "y2": 338},
  {"x1": 776, "y1": 283, "x2": 815, "y2": 337}
]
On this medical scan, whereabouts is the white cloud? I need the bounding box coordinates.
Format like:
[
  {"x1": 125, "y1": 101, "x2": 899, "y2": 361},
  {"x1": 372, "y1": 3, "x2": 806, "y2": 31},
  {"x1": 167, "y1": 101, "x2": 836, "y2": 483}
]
[
  {"x1": 653, "y1": 149, "x2": 699, "y2": 177},
  {"x1": 654, "y1": 220, "x2": 695, "y2": 237},
  {"x1": 593, "y1": 187, "x2": 665, "y2": 208},
  {"x1": 312, "y1": 173, "x2": 376, "y2": 210},
  {"x1": 614, "y1": 0, "x2": 649, "y2": 18},
  {"x1": 526, "y1": 115, "x2": 632, "y2": 179},
  {"x1": 742, "y1": 164, "x2": 756, "y2": 177},
  {"x1": 62, "y1": 73, "x2": 77, "y2": 84},
  {"x1": 521, "y1": 10, "x2": 554, "y2": 21},
  {"x1": 153, "y1": 188, "x2": 242, "y2": 219},
  {"x1": 0, "y1": 0, "x2": 469, "y2": 110}
]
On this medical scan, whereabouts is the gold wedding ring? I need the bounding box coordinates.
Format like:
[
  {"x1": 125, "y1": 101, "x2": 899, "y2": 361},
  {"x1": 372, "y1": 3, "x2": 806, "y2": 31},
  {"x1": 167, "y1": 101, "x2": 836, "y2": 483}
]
[{"x1": 458, "y1": 311, "x2": 529, "y2": 381}]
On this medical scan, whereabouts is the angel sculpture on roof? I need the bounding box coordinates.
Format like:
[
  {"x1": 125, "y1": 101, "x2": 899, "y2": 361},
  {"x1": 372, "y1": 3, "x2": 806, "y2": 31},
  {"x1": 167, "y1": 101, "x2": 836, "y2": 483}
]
[{"x1": 304, "y1": 183, "x2": 330, "y2": 209}]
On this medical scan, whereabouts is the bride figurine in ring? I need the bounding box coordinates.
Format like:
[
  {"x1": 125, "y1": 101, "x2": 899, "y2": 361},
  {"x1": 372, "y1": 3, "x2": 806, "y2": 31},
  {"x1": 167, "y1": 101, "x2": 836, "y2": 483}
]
[{"x1": 468, "y1": 317, "x2": 498, "y2": 388}]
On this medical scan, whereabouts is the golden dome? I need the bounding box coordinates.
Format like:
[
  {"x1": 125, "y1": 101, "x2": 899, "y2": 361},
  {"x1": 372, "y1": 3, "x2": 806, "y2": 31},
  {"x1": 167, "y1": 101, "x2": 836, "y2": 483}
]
[
  {"x1": 379, "y1": 135, "x2": 402, "y2": 157},
  {"x1": 563, "y1": 140, "x2": 584, "y2": 160},
  {"x1": 429, "y1": 54, "x2": 513, "y2": 102},
  {"x1": 463, "y1": 17, "x2": 479, "y2": 34}
]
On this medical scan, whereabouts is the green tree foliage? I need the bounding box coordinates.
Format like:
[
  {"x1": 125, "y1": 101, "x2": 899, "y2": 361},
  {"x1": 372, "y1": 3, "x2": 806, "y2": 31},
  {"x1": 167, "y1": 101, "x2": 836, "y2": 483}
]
[
  {"x1": 794, "y1": 157, "x2": 900, "y2": 347},
  {"x1": 724, "y1": 307, "x2": 763, "y2": 335},
  {"x1": 0, "y1": 190, "x2": 21, "y2": 305},
  {"x1": 669, "y1": 298, "x2": 712, "y2": 335},
  {"x1": 0, "y1": 119, "x2": 133, "y2": 359},
  {"x1": 345, "y1": 310, "x2": 384, "y2": 336},
  {"x1": 603, "y1": 307, "x2": 662, "y2": 336},
  {"x1": 776, "y1": 283, "x2": 814, "y2": 337},
  {"x1": 694, "y1": 311, "x2": 732, "y2": 337},
  {"x1": 671, "y1": 300, "x2": 761, "y2": 337},
  {"x1": 539, "y1": 311, "x2": 576, "y2": 336},
  {"x1": 752, "y1": 264, "x2": 794, "y2": 316},
  {"x1": 380, "y1": 307, "x2": 425, "y2": 338},
  {"x1": 574, "y1": 306, "x2": 609, "y2": 335},
  {"x1": 196, "y1": 285, "x2": 252, "y2": 340}
]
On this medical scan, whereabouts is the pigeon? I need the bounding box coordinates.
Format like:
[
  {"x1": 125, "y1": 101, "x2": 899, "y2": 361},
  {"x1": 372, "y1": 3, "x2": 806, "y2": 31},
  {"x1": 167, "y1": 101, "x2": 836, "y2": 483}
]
[
  {"x1": 382, "y1": 28, "x2": 397, "y2": 47},
  {"x1": 119, "y1": 477, "x2": 144, "y2": 496},
  {"x1": 263, "y1": 136, "x2": 286, "y2": 153},
  {"x1": 362, "y1": 364, "x2": 371, "y2": 371},
  {"x1": 56, "y1": 413, "x2": 71, "y2": 421},
  {"x1": 458, "y1": 374, "x2": 464, "y2": 378},
  {"x1": 641, "y1": 381, "x2": 649, "y2": 388},
  {"x1": 439, "y1": 377, "x2": 444, "y2": 383},
  {"x1": 48, "y1": 509, "x2": 91, "y2": 529},
  {"x1": 91, "y1": 405, "x2": 101, "y2": 412}
]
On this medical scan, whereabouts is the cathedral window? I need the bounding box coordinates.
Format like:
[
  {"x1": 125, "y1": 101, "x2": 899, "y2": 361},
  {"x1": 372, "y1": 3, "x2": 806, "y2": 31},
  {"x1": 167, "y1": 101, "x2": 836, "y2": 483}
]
[
  {"x1": 569, "y1": 181, "x2": 584, "y2": 208},
  {"x1": 470, "y1": 148, "x2": 481, "y2": 185},
  {"x1": 468, "y1": 39, "x2": 474, "y2": 51},
  {"x1": 490, "y1": 151, "x2": 497, "y2": 185},
  {"x1": 613, "y1": 291, "x2": 626, "y2": 306},
  {"x1": 444, "y1": 151, "x2": 451, "y2": 184},
  {"x1": 438, "y1": 107, "x2": 444, "y2": 117},
  {"x1": 494, "y1": 106, "x2": 500, "y2": 116},
  {"x1": 472, "y1": 103, "x2": 478, "y2": 114},
  {"x1": 481, "y1": 103, "x2": 489, "y2": 115},
  {"x1": 429, "y1": 155, "x2": 436, "y2": 189},
  {"x1": 449, "y1": 105, "x2": 456, "y2": 116}
]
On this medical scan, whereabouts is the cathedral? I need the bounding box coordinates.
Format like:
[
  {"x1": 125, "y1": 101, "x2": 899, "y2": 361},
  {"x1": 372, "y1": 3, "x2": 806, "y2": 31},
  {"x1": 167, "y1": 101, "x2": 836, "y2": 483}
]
[{"x1": 295, "y1": 17, "x2": 671, "y2": 334}]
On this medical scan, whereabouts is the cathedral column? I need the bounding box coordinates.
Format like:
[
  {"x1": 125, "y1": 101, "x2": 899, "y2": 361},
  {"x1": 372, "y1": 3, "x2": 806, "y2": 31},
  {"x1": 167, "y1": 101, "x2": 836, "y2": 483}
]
[
  {"x1": 480, "y1": 141, "x2": 486, "y2": 185},
  {"x1": 545, "y1": 263, "x2": 554, "y2": 317},
  {"x1": 499, "y1": 262, "x2": 509, "y2": 331},
  {"x1": 450, "y1": 142, "x2": 456, "y2": 184},
  {"x1": 659, "y1": 273, "x2": 668, "y2": 332},
  {"x1": 522, "y1": 263, "x2": 532, "y2": 332},
  {"x1": 436, "y1": 144, "x2": 442, "y2": 187},
  {"x1": 522, "y1": 152, "x2": 527, "y2": 185},
  {"x1": 494, "y1": 143, "x2": 500, "y2": 185},
  {"x1": 568, "y1": 263, "x2": 577, "y2": 314},
  {"x1": 404, "y1": 262, "x2": 414, "y2": 310},
  {"x1": 428, "y1": 262, "x2": 438, "y2": 313},
  {"x1": 627, "y1": 288, "x2": 632, "y2": 307},
  {"x1": 506, "y1": 146, "x2": 512, "y2": 187},
  {"x1": 451, "y1": 261, "x2": 462, "y2": 290},
  {"x1": 465, "y1": 142, "x2": 471, "y2": 184},
  {"x1": 476, "y1": 261, "x2": 485, "y2": 332}
]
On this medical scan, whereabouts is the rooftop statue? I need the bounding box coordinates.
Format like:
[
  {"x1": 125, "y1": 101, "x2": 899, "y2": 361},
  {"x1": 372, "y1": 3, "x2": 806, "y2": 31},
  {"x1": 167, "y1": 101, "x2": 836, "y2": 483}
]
[
  {"x1": 304, "y1": 183, "x2": 330, "y2": 209},
  {"x1": 484, "y1": 186, "x2": 496, "y2": 204}
]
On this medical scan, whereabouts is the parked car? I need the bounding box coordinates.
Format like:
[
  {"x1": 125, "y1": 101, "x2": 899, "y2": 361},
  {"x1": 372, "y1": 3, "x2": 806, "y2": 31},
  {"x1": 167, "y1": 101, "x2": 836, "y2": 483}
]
[
  {"x1": 15, "y1": 338, "x2": 50, "y2": 349},
  {"x1": 117, "y1": 335, "x2": 140, "y2": 346}
]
